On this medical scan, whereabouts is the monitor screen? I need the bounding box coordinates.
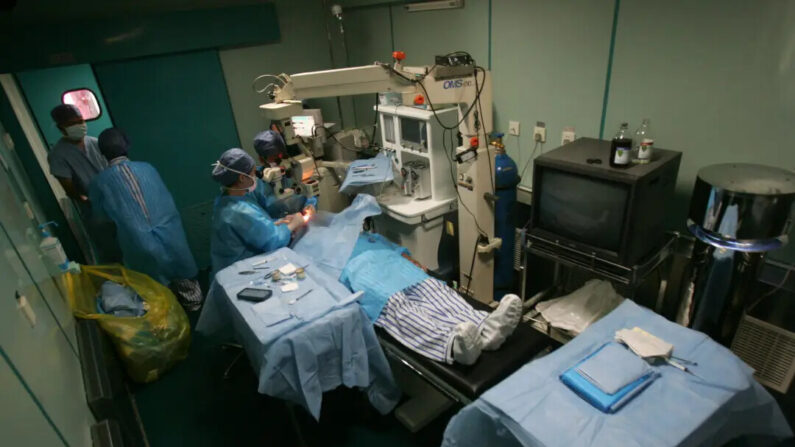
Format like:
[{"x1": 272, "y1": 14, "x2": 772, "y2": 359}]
[
  {"x1": 400, "y1": 117, "x2": 427, "y2": 150},
  {"x1": 292, "y1": 115, "x2": 316, "y2": 137},
  {"x1": 535, "y1": 168, "x2": 629, "y2": 252}
]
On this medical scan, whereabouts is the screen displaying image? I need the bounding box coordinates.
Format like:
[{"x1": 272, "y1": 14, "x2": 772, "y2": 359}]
[
  {"x1": 536, "y1": 169, "x2": 629, "y2": 252},
  {"x1": 400, "y1": 117, "x2": 427, "y2": 150},
  {"x1": 383, "y1": 115, "x2": 396, "y2": 143},
  {"x1": 292, "y1": 115, "x2": 316, "y2": 137}
]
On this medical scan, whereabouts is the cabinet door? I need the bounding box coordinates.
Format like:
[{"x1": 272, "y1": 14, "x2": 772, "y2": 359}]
[
  {"x1": 0, "y1": 351, "x2": 68, "y2": 446},
  {"x1": 0, "y1": 225, "x2": 94, "y2": 447},
  {"x1": 0, "y1": 120, "x2": 77, "y2": 350}
]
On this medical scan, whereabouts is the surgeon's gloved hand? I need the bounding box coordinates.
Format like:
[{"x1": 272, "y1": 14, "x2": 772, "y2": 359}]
[{"x1": 276, "y1": 213, "x2": 306, "y2": 232}]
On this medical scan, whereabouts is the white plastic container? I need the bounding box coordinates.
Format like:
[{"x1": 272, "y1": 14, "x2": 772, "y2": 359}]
[{"x1": 38, "y1": 221, "x2": 69, "y2": 269}]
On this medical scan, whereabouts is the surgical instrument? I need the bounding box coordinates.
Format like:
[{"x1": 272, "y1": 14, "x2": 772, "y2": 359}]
[{"x1": 288, "y1": 289, "x2": 313, "y2": 305}]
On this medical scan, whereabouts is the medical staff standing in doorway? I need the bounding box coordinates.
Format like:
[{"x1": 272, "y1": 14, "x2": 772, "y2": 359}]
[
  {"x1": 210, "y1": 148, "x2": 306, "y2": 277},
  {"x1": 47, "y1": 104, "x2": 120, "y2": 263},
  {"x1": 89, "y1": 128, "x2": 202, "y2": 310},
  {"x1": 250, "y1": 130, "x2": 308, "y2": 218}
]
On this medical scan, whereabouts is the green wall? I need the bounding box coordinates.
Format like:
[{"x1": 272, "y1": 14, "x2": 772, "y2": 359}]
[
  {"x1": 491, "y1": 0, "x2": 614, "y2": 183},
  {"x1": 219, "y1": 0, "x2": 349, "y2": 156},
  {"x1": 605, "y1": 0, "x2": 795, "y2": 232},
  {"x1": 0, "y1": 4, "x2": 280, "y2": 73},
  {"x1": 345, "y1": 0, "x2": 795, "y2": 185},
  {"x1": 341, "y1": 0, "x2": 795, "y2": 256},
  {"x1": 344, "y1": 0, "x2": 616, "y2": 186}
]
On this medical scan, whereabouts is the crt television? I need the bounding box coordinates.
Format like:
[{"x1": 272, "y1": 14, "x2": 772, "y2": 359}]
[{"x1": 529, "y1": 137, "x2": 682, "y2": 265}]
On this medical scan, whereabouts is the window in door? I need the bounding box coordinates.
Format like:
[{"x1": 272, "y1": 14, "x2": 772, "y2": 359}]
[{"x1": 61, "y1": 88, "x2": 101, "y2": 121}]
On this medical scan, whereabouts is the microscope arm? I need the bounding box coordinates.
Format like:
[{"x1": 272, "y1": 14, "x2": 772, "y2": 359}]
[{"x1": 273, "y1": 64, "x2": 415, "y2": 102}]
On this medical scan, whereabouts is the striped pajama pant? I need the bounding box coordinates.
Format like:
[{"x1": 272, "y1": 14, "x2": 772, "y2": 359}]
[{"x1": 375, "y1": 278, "x2": 488, "y2": 364}]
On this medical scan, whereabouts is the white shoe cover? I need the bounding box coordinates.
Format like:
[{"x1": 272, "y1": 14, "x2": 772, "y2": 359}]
[
  {"x1": 480, "y1": 294, "x2": 522, "y2": 351},
  {"x1": 451, "y1": 322, "x2": 483, "y2": 365}
]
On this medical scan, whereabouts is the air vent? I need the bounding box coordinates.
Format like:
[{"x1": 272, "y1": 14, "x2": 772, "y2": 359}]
[{"x1": 732, "y1": 314, "x2": 795, "y2": 393}]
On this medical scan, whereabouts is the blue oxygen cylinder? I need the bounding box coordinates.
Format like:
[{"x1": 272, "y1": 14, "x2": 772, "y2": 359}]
[{"x1": 492, "y1": 133, "x2": 520, "y2": 299}]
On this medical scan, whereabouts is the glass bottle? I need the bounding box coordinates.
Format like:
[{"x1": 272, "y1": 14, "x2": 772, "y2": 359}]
[
  {"x1": 609, "y1": 123, "x2": 632, "y2": 168},
  {"x1": 633, "y1": 118, "x2": 654, "y2": 164}
]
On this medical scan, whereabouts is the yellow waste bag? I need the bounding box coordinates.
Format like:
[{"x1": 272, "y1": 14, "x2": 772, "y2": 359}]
[{"x1": 66, "y1": 264, "x2": 191, "y2": 383}]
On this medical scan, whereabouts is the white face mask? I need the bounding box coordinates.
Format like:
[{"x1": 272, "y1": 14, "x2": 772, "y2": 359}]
[
  {"x1": 64, "y1": 123, "x2": 87, "y2": 141},
  {"x1": 242, "y1": 175, "x2": 257, "y2": 193}
]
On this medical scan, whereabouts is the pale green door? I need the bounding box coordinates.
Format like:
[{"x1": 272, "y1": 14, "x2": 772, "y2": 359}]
[
  {"x1": 0, "y1": 119, "x2": 94, "y2": 445},
  {"x1": 0, "y1": 223, "x2": 94, "y2": 446},
  {"x1": 0, "y1": 120, "x2": 77, "y2": 350},
  {"x1": 0, "y1": 351, "x2": 68, "y2": 446}
]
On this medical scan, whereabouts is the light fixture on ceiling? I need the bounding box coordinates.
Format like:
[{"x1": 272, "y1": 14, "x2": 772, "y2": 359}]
[{"x1": 405, "y1": 0, "x2": 464, "y2": 13}]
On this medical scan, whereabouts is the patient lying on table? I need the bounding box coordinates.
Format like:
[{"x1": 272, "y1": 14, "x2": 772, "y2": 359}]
[{"x1": 340, "y1": 233, "x2": 522, "y2": 365}]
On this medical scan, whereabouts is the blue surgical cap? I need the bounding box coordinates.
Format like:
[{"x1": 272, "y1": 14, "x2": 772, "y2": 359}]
[
  {"x1": 98, "y1": 128, "x2": 130, "y2": 160},
  {"x1": 253, "y1": 130, "x2": 286, "y2": 159},
  {"x1": 212, "y1": 148, "x2": 255, "y2": 186},
  {"x1": 50, "y1": 104, "x2": 83, "y2": 125}
]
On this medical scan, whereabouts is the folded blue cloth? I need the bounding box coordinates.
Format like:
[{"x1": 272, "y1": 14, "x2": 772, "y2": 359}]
[
  {"x1": 339, "y1": 153, "x2": 394, "y2": 193},
  {"x1": 576, "y1": 342, "x2": 651, "y2": 394},
  {"x1": 561, "y1": 342, "x2": 657, "y2": 413}
]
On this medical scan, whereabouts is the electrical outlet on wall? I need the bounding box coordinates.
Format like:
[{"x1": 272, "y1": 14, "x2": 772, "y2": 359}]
[
  {"x1": 533, "y1": 121, "x2": 546, "y2": 143},
  {"x1": 562, "y1": 126, "x2": 576, "y2": 145},
  {"x1": 508, "y1": 121, "x2": 520, "y2": 136}
]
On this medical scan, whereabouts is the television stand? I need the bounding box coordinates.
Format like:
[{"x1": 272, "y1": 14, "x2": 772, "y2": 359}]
[
  {"x1": 526, "y1": 231, "x2": 678, "y2": 301},
  {"x1": 521, "y1": 231, "x2": 680, "y2": 344}
]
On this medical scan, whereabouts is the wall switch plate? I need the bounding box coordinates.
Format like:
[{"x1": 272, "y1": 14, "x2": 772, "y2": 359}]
[
  {"x1": 508, "y1": 121, "x2": 520, "y2": 136},
  {"x1": 561, "y1": 127, "x2": 576, "y2": 145},
  {"x1": 533, "y1": 121, "x2": 546, "y2": 143}
]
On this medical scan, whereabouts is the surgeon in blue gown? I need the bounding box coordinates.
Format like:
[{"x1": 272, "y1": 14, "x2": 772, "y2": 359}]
[
  {"x1": 249, "y1": 130, "x2": 308, "y2": 219},
  {"x1": 89, "y1": 128, "x2": 202, "y2": 310},
  {"x1": 210, "y1": 148, "x2": 307, "y2": 278}
]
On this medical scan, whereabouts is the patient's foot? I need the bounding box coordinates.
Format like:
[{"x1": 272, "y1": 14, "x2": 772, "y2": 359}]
[
  {"x1": 452, "y1": 322, "x2": 483, "y2": 365},
  {"x1": 480, "y1": 294, "x2": 522, "y2": 351}
]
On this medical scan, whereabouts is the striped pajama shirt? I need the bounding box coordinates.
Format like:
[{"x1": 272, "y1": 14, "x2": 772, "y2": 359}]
[{"x1": 375, "y1": 277, "x2": 488, "y2": 364}]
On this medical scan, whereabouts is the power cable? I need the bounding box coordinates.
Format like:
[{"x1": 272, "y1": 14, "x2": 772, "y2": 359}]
[
  {"x1": 371, "y1": 92, "x2": 380, "y2": 148},
  {"x1": 520, "y1": 141, "x2": 541, "y2": 179}
]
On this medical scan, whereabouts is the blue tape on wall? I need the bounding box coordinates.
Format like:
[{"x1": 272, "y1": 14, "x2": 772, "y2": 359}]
[{"x1": 599, "y1": 0, "x2": 621, "y2": 139}]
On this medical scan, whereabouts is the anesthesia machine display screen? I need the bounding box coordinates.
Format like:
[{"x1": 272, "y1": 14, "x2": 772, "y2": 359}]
[{"x1": 400, "y1": 117, "x2": 428, "y2": 151}]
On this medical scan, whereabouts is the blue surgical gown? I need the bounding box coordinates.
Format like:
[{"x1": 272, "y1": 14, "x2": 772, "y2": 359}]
[
  {"x1": 88, "y1": 160, "x2": 197, "y2": 284},
  {"x1": 249, "y1": 174, "x2": 306, "y2": 219},
  {"x1": 210, "y1": 193, "x2": 292, "y2": 278}
]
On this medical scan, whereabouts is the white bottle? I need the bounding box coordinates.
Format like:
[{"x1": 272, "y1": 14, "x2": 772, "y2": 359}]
[
  {"x1": 38, "y1": 222, "x2": 69, "y2": 270},
  {"x1": 16, "y1": 292, "x2": 37, "y2": 327},
  {"x1": 632, "y1": 119, "x2": 654, "y2": 164}
]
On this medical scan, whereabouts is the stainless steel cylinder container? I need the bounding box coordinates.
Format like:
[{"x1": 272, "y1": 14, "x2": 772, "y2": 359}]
[
  {"x1": 687, "y1": 163, "x2": 795, "y2": 252},
  {"x1": 683, "y1": 163, "x2": 795, "y2": 344}
]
